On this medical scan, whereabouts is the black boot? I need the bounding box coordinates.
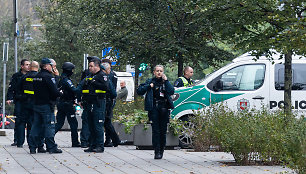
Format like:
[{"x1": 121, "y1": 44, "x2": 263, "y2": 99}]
[
  {"x1": 160, "y1": 147, "x2": 165, "y2": 159},
  {"x1": 154, "y1": 149, "x2": 162, "y2": 159}
]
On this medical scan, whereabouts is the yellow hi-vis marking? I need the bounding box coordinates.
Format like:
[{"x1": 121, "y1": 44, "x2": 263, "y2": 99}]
[
  {"x1": 95, "y1": 90, "x2": 106, "y2": 93},
  {"x1": 24, "y1": 90, "x2": 34, "y2": 94},
  {"x1": 82, "y1": 90, "x2": 89, "y2": 93},
  {"x1": 86, "y1": 78, "x2": 93, "y2": 81},
  {"x1": 26, "y1": 78, "x2": 33, "y2": 82}
]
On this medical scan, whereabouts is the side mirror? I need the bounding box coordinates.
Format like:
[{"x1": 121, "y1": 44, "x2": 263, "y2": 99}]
[{"x1": 213, "y1": 80, "x2": 223, "y2": 91}]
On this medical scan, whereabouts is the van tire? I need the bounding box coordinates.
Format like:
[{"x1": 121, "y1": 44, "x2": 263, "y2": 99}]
[{"x1": 178, "y1": 115, "x2": 194, "y2": 149}]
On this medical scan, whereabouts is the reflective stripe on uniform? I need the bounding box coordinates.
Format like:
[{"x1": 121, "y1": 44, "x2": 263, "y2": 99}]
[
  {"x1": 26, "y1": 78, "x2": 33, "y2": 82},
  {"x1": 82, "y1": 90, "x2": 89, "y2": 93},
  {"x1": 179, "y1": 77, "x2": 193, "y2": 87},
  {"x1": 95, "y1": 90, "x2": 106, "y2": 93},
  {"x1": 86, "y1": 78, "x2": 93, "y2": 81},
  {"x1": 24, "y1": 90, "x2": 34, "y2": 94}
]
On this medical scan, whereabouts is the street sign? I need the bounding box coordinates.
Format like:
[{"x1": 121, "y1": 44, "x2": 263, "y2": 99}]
[
  {"x1": 3, "y1": 42, "x2": 9, "y2": 61},
  {"x1": 102, "y1": 47, "x2": 119, "y2": 66}
]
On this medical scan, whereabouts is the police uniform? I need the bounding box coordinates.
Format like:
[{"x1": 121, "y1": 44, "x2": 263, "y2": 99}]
[
  {"x1": 55, "y1": 62, "x2": 80, "y2": 147},
  {"x1": 137, "y1": 77, "x2": 174, "y2": 159},
  {"x1": 104, "y1": 70, "x2": 120, "y2": 147},
  {"x1": 6, "y1": 70, "x2": 25, "y2": 146},
  {"x1": 81, "y1": 60, "x2": 109, "y2": 153},
  {"x1": 174, "y1": 76, "x2": 194, "y2": 88},
  {"x1": 17, "y1": 70, "x2": 37, "y2": 147},
  {"x1": 79, "y1": 69, "x2": 91, "y2": 147},
  {"x1": 30, "y1": 58, "x2": 62, "y2": 154}
]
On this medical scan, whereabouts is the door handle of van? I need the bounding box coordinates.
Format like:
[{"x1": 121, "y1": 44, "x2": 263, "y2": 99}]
[{"x1": 252, "y1": 96, "x2": 265, "y2": 100}]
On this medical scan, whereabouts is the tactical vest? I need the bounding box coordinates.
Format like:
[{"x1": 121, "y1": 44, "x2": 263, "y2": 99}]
[
  {"x1": 179, "y1": 77, "x2": 193, "y2": 87},
  {"x1": 82, "y1": 77, "x2": 106, "y2": 101},
  {"x1": 22, "y1": 77, "x2": 35, "y2": 99}
]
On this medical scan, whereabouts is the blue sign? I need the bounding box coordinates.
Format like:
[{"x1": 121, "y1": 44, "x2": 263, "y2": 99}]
[{"x1": 102, "y1": 47, "x2": 120, "y2": 66}]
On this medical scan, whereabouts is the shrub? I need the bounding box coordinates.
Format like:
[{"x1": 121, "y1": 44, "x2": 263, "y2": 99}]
[{"x1": 189, "y1": 104, "x2": 305, "y2": 173}]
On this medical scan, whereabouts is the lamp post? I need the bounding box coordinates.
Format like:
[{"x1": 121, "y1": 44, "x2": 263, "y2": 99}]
[
  {"x1": 2, "y1": 42, "x2": 9, "y2": 129},
  {"x1": 13, "y1": 0, "x2": 18, "y2": 73}
]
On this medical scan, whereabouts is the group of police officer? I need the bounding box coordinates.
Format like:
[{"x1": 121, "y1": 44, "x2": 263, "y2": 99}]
[{"x1": 6, "y1": 56, "x2": 122, "y2": 154}]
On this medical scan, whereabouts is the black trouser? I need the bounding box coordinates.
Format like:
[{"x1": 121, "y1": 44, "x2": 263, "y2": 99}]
[
  {"x1": 55, "y1": 101, "x2": 79, "y2": 146},
  {"x1": 149, "y1": 101, "x2": 169, "y2": 151},
  {"x1": 104, "y1": 99, "x2": 120, "y2": 145},
  {"x1": 17, "y1": 100, "x2": 34, "y2": 146},
  {"x1": 13, "y1": 101, "x2": 22, "y2": 144}
]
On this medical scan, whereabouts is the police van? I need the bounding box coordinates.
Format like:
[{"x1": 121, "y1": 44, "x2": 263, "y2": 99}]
[{"x1": 171, "y1": 52, "x2": 306, "y2": 120}]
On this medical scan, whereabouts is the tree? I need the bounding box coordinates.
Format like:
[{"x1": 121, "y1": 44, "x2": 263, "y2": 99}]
[{"x1": 201, "y1": 0, "x2": 305, "y2": 114}]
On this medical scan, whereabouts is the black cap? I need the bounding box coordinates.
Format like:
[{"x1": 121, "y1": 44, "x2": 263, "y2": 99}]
[
  {"x1": 62, "y1": 62, "x2": 75, "y2": 71},
  {"x1": 41, "y1": 58, "x2": 53, "y2": 65},
  {"x1": 87, "y1": 56, "x2": 101, "y2": 64}
]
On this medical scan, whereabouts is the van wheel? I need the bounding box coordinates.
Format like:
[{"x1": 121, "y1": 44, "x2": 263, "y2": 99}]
[{"x1": 178, "y1": 115, "x2": 194, "y2": 149}]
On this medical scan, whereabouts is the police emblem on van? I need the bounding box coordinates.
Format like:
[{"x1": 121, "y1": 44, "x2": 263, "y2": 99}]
[{"x1": 237, "y1": 98, "x2": 250, "y2": 111}]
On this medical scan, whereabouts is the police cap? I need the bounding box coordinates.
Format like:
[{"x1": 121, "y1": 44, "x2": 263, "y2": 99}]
[
  {"x1": 62, "y1": 62, "x2": 75, "y2": 71},
  {"x1": 41, "y1": 58, "x2": 53, "y2": 65},
  {"x1": 87, "y1": 56, "x2": 101, "y2": 64}
]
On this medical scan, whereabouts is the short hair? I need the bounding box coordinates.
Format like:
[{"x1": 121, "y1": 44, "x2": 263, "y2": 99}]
[
  {"x1": 101, "y1": 59, "x2": 112, "y2": 66},
  {"x1": 184, "y1": 66, "x2": 192, "y2": 75},
  {"x1": 40, "y1": 63, "x2": 48, "y2": 69},
  {"x1": 31, "y1": 61, "x2": 39, "y2": 69},
  {"x1": 154, "y1": 65, "x2": 164, "y2": 71},
  {"x1": 90, "y1": 59, "x2": 101, "y2": 67},
  {"x1": 102, "y1": 62, "x2": 110, "y2": 70},
  {"x1": 20, "y1": 59, "x2": 29, "y2": 66}
]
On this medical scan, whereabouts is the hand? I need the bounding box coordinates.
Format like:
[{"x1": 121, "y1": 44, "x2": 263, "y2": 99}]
[
  {"x1": 52, "y1": 67, "x2": 59, "y2": 76},
  {"x1": 150, "y1": 83, "x2": 154, "y2": 88},
  {"x1": 6, "y1": 100, "x2": 13, "y2": 105},
  {"x1": 162, "y1": 74, "x2": 167, "y2": 81},
  {"x1": 78, "y1": 102, "x2": 83, "y2": 109}
]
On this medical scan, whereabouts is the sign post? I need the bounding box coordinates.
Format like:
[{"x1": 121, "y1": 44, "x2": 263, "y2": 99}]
[
  {"x1": 2, "y1": 42, "x2": 9, "y2": 129},
  {"x1": 83, "y1": 54, "x2": 88, "y2": 71}
]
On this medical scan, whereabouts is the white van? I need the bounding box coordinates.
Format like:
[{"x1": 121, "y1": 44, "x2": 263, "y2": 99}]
[
  {"x1": 115, "y1": 71, "x2": 134, "y2": 101},
  {"x1": 171, "y1": 52, "x2": 306, "y2": 119}
]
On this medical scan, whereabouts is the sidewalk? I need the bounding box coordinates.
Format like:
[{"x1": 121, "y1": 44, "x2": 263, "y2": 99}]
[{"x1": 0, "y1": 130, "x2": 294, "y2": 174}]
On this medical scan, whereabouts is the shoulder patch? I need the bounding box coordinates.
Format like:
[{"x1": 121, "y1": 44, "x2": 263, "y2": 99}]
[
  {"x1": 67, "y1": 79, "x2": 74, "y2": 87},
  {"x1": 103, "y1": 75, "x2": 108, "y2": 81},
  {"x1": 51, "y1": 78, "x2": 56, "y2": 84},
  {"x1": 174, "y1": 81, "x2": 179, "y2": 86}
]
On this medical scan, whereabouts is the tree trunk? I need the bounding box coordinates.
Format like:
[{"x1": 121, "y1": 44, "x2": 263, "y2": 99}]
[
  {"x1": 177, "y1": 52, "x2": 183, "y2": 77},
  {"x1": 284, "y1": 51, "x2": 292, "y2": 116},
  {"x1": 134, "y1": 61, "x2": 140, "y2": 100}
]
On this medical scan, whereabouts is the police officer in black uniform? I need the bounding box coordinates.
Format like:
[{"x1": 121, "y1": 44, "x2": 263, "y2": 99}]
[
  {"x1": 101, "y1": 60, "x2": 120, "y2": 147},
  {"x1": 17, "y1": 61, "x2": 41, "y2": 147},
  {"x1": 55, "y1": 62, "x2": 81, "y2": 147},
  {"x1": 80, "y1": 56, "x2": 109, "y2": 153},
  {"x1": 30, "y1": 58, "x2": 62, "y2": 154},
  {"x1": 6, "y1": 59, "x2": 30, "y2": 147},
  {"x1": 137, "y1": 65, "x2": 174, "y2": 159}
]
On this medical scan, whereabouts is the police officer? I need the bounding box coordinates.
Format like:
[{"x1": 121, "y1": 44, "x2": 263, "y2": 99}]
[
  {"x1": 30, "y1": 58, "x2": 62, "y2": 154},
  {"x1": 79, "y1": 59, "x2": 93, "y2": 148},
  {"x1": 6, "y1": 59, "x2": 30, "y2": 147},
  {"x1": 80, "y1": 56, "x2": 109, "y2": 153},
  {"x1": 55, "y1": 62, "x2": 81, "y2": 147},
  {"x1": 137, "y1": 65, "x2": 174, "y2": 159},
  {"x1": 17, "y1": 61, "x2": 40, "y2": 147},
  {"x1": 101, "y1": 61, "x2": 120, "y2": 147},
  {"x1": 174, "y1": 66, "x2": 194, "y2": 88}
]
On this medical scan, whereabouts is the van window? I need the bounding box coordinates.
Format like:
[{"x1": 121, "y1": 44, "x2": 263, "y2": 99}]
[
  {"x1": 275, "y1": 64, "x2": 306, "y2": 90},
  {"x1": 209, "y1": 64, "x2": 265, "y2": 91}
]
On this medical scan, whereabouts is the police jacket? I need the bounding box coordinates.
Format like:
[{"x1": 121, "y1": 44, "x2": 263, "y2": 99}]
[
  {"x1": 58, "y1": 73, "x2": 77, "y2": 102},
  {"x1": 20, "y1": 71, "x2": 38, "y2": 101},
  {"x1": 174, "y1": 76, "x2": 194, "y2": 88},
  {"x1": 33, "y1": 69, "x2": 62, "y2": 105},
  {"x1": 137, "y1": 77, "x2": 175, "y2": 111},
  {"x1": 80, "y1": 70, "x2": 110, "y2": 102},
  {"x1": 6, "y1": 70, "x2": 25, "y2": 102}
]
